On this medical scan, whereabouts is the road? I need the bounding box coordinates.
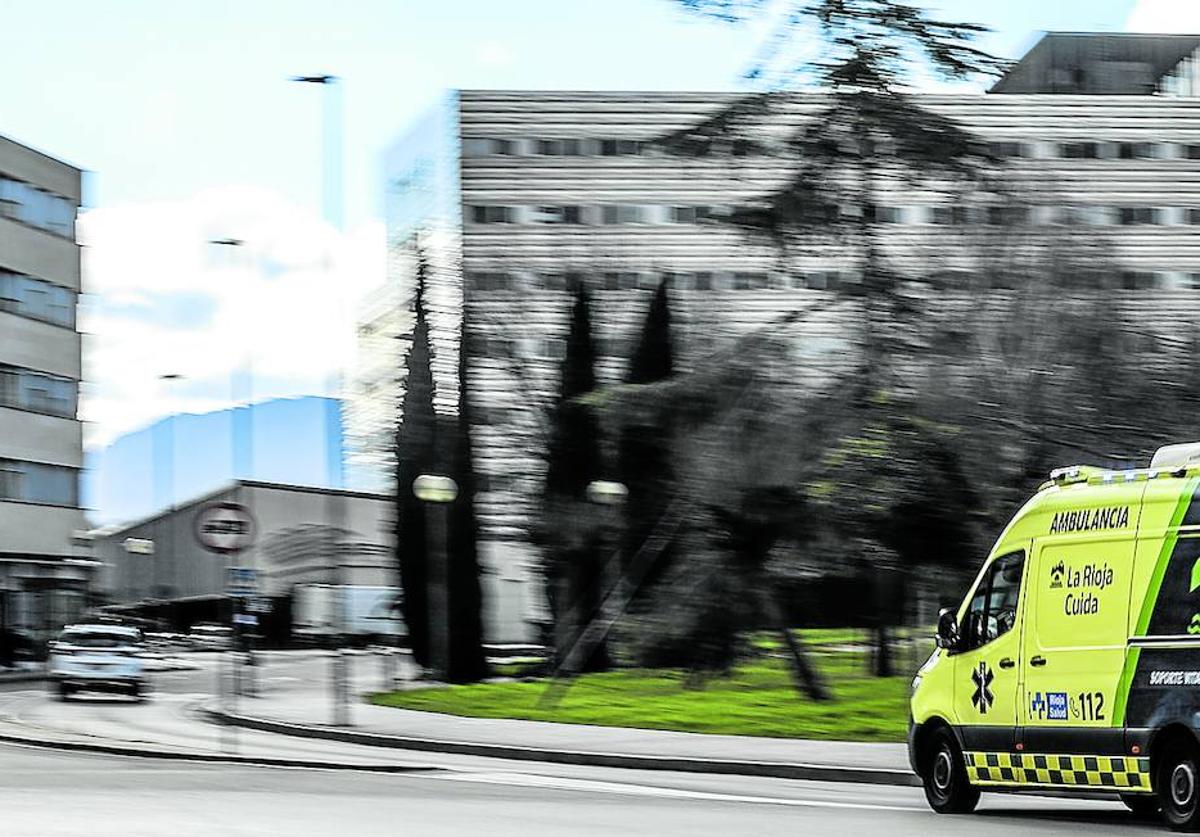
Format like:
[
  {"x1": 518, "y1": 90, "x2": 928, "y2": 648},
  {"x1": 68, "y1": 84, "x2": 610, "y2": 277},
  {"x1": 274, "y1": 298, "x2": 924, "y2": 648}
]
[{"x1": 0, "y1": 652, "x2": 1162, "y2": 835}]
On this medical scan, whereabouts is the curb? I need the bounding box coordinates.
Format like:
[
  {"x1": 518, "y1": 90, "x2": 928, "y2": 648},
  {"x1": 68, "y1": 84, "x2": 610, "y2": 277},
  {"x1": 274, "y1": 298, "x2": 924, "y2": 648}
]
[
  {"x1": 204, "y1": 707, "x2": 920, "y2": 787},
  {"x1": 0, "y1": 726, "x2": 441, "y2": 774}
]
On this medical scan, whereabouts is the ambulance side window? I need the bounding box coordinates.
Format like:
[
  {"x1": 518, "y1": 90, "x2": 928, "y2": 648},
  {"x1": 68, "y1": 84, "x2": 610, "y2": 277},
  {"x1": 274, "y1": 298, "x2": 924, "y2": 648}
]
[{"x1": 962, "y1": 551, "x2": 1025, "y2": 651}]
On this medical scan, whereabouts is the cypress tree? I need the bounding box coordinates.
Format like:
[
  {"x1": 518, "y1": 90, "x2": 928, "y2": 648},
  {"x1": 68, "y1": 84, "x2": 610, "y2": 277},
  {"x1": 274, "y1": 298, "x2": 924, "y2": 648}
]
[
  {"x1": 395, "y1": 250, "x2": 436, "y2": 669},
  {"x1": 542, "y1": 280, "x2": 610, "y2": 671},
  {"x1": 619, "y1": 280, "x2": 676, "y2": 592},
  {"x1": 445, "y1": 305, "x2": 488, "y2": 683}
]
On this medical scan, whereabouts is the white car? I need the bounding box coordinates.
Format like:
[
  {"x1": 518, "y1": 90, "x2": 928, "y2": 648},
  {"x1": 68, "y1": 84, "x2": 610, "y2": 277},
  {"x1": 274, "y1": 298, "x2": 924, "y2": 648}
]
[{"x1": 48, "y1": 624, "x2": 146, "y2": 701}]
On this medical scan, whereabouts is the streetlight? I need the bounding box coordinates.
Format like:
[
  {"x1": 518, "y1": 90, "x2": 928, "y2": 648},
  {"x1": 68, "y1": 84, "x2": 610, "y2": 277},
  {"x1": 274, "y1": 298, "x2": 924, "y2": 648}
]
[
  {"x1": 292, "y1": 71, "x2": 350, "y2": 724},
  {"x1": 537, "y1": 479, "x2": 627, "y2": 709},
  {"x1": 414, "y1": 475, "x2": 458, "y2": 681}
]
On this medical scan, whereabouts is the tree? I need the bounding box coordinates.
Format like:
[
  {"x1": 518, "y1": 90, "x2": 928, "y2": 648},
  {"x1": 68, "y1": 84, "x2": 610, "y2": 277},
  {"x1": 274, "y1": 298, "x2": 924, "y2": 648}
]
[
  {"x1": 444, "y1": 304, "x2": 489, "y2": 682},
  {"x1": 395, "y1": 250, "x2": 436, "y2": 669},
  {"x1": 538, "y1": 280, "x2": 611, "y2": 672},
  {"x1": 618, "y1": 280, "x2": 677, "y2": 596},
  {"x1": 654, "y1": 0, "x2": 1008, "y2": 670}
]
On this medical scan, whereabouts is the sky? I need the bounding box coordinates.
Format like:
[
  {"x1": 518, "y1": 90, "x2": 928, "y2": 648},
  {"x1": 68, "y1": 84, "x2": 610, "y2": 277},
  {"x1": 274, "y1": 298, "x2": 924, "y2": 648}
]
[{"x1": 0, "y1": 0, "x2": 1178, "y2": 450}]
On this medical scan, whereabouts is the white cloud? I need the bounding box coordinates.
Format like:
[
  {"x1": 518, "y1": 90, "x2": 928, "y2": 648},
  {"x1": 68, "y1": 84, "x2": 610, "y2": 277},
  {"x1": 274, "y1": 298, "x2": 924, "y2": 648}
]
[
  {"x1": 475, "y1": 41, "x2": 515, "y2": 68},
  {"x1": 79, "y1": 186, "x2": 385, "y2": 449},
  {"x1": 1126, "y1": 0, "x2": 1200, "y2": 31}
]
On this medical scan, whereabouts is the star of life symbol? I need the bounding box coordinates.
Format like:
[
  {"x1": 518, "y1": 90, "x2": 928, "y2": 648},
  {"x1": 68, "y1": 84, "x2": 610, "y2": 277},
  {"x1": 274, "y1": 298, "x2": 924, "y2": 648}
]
[
  {"x1": 1030, "y1": 691, "x2": 1047, "y2": 720},
  {"x1": 972, "y1": 662, "x2": 994, "y2": 714}
]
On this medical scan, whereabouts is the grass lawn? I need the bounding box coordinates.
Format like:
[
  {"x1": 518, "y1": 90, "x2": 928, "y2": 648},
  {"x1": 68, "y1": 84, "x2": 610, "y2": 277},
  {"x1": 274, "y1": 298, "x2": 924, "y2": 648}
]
[{"x1": 369, "y1": 644, "x2": 922, "y2": 742}]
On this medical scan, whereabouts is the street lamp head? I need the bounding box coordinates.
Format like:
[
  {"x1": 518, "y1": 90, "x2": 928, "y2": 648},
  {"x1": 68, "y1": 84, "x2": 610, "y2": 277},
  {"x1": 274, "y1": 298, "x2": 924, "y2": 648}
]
[
  {"x1": 290, "y1": 74, "x2": 338, "y2": 85},
  {"x1": 209, "y1": 237, "x2": 243, "y2": 247},
  {"x1": 413, "y1": 474, "x2": 459, "y2": 504},
  {"x1": 586, "y1": 480, "x2": 629, "y2": 506}
]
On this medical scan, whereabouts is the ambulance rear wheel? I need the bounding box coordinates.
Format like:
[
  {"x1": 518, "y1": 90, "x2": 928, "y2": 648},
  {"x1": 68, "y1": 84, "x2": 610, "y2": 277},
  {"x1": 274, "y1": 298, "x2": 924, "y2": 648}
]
[
  {"x1": 1158, "y1": 740, "x2": 1200, "y2": 831},
  {"x1": 923, "y1": 728, "x2": 979, "y2": 814}
]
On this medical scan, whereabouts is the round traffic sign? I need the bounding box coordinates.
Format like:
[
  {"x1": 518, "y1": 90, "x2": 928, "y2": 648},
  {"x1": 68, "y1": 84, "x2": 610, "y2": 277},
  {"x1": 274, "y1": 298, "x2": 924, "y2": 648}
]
[{"x1": 194, "y1": 502, "x2": 255, "y2": 554}]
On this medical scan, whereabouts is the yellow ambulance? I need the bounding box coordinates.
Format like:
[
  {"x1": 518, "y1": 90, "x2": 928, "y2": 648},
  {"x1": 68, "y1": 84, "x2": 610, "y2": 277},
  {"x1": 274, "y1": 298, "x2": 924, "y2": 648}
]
[{"x1": 909, "y1": 443, "x2": 1200, "y2": 830}]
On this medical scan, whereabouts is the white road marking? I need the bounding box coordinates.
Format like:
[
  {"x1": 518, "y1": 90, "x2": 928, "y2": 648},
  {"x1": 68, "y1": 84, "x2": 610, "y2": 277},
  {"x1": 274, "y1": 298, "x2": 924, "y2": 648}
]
[{"x1": 433, "y1": 770, "x2": 923, "y2": 811}]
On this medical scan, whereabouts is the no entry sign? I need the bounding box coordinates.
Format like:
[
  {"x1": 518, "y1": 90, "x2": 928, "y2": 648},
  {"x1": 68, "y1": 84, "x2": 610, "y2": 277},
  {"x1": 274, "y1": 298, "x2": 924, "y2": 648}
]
[{"x1": 194, "y1": 502, "x2": 255, "y2": 554}]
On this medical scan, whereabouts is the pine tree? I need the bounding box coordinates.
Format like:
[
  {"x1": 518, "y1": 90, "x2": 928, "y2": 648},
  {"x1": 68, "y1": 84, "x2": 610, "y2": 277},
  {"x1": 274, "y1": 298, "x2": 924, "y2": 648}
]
[
  {"x1": 395, "y1": 250, "x2": 436, "y2": 668},
  {"x1": 540, "y1": 280, "x2": 610, "y2": 672},
  {"x1": 668, "y1": 0, "x2": 1007, "y2": 676},
  {"x1": 619, "y1": 280, "x2": 676, "y2": 598},
  {"x1": 445, "y1": 304, "x2": 488, "y2": 683}
]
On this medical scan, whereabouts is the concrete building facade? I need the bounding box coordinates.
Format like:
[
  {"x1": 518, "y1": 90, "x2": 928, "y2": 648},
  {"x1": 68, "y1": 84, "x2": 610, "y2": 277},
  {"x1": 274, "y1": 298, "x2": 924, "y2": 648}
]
[
  {"x1": 352, "y1": 33, "x2": 1200, "y2": 639},
  {"x1": 0, "y1": 134, "x2": 89, "y2": 644}
]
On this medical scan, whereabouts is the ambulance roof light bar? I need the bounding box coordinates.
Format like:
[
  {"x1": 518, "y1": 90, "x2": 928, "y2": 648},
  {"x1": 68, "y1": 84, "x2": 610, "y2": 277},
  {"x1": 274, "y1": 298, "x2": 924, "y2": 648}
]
[{"x1": 1150, "y1": 442, "x2": 1200, "y2": 472}]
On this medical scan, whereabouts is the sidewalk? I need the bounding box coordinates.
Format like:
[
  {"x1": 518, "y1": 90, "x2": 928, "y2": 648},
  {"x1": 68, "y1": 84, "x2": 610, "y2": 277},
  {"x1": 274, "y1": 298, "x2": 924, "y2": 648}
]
[{"x1": 207, "y1": 685, "x2": 918, "y2": 786}]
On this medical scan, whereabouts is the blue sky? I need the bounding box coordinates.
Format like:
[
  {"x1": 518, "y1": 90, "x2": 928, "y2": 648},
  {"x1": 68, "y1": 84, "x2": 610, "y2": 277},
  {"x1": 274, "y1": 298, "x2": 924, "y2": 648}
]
[{"x1": 0, "y1": 0, "x2": 1171, "y2": 449}]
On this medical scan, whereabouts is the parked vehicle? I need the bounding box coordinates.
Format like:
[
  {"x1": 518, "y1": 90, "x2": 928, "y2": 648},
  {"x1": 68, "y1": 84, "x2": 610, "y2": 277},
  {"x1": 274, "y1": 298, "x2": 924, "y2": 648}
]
[
  {"x1": 910, "y1": 441, "x2": 1200, "y2": 830},
  {"x1": 48, "y1": 624, "x2": 146, "y2": 701}
]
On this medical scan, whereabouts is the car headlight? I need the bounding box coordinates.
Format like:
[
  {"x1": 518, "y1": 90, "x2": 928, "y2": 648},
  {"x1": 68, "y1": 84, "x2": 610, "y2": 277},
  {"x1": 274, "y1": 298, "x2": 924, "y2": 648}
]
[{"x1": 910, "y1": 673, "x2": 923, "y2": 695}]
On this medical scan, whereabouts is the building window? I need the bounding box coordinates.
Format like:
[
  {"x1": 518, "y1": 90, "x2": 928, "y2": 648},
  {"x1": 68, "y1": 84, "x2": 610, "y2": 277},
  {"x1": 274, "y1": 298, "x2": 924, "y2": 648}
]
[
  {"x1": 470, "y1": 272, "x2": 515, "y2": 291},
  {"x1": 0, "y1": 177, "x2": 75, "y2": 239},
  {"x1": 0, "y1": 459, "x2": 77, "y2": 507},
  {"x1": 990, "y1": 141, "x2": 1026, "y2": 158},
  {"x1": 470, "y1": 205, "x2": 515, "y2": 224},
  {"x1": 1060, "y1": 142, "x2": 1099, "y2": 159},
  {"x1": 601, "y1": 272, "x2": 640, "y2": 290},
  {"x1": 987, "y1": 205, "x2": 1029, "y2": 225},
  {"x1": 670, "y1": 206, "x2": 697, "y2": 224},
  {"x1": 1186, "y1": 208, "x2": 1200, "y2": 225},
  {"x1": 536, "y1": 139, "x2": 584, "y2": 156},
  {"x1": 1117, "y1": 142, "x2": 1160, "y2": 160},
  {"x1": 600, "y1": 205, "x2": 644, "y2": 225},
  {"x1": 599, "y1": 139, "x2": 642, "y2": 156},
  {"x1": 1119, "y1": 207, "x2": 1162, "y2": 226},
  {"x1": 732, "y1": 272, "x2": 770, "y2": 290},
  {"x1": 1188, "y1": 145, "x2": 1200, "y2": 160},
  {"x1": 1121, "y1": 270, "x2": 1160, "y2": 290},
  {"x1": 932, "y1": 205, "x2": 972, "y2": 225},
  {"x1": 0, "y1": 272, "x2": 74, "y2": 328},
  {"x1": 871, "y1": 206, "x2": 904, "y2": 224},
  {"x1": 531, "y1": 205, "x2": 583, "y2": 224},
  {"x1": 0, "y1": 365, "x2": 76, "y2": 418}
]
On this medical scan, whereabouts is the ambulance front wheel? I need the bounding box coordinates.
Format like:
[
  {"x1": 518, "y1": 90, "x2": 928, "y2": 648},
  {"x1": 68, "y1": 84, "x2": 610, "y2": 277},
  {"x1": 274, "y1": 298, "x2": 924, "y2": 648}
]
[
  {"x1": 923, "y1": 728, "x2": 979, "y2": 814},
  {"x1": 1158, "y1": 739, "x2": 1200, "y2": 831}
]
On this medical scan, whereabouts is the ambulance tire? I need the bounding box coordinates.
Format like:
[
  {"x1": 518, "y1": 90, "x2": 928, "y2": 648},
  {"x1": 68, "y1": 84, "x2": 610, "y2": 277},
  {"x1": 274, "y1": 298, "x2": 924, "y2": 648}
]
[
  {"x1": 1119, "y1": 793, "x2": 1160, "y2": 819},
  {"x1": 1158, "y1": 738, "x2": 1200, "y2": 831},
  {"x1": 923, "y1": 727, "x2": 979, "y2": 814}
]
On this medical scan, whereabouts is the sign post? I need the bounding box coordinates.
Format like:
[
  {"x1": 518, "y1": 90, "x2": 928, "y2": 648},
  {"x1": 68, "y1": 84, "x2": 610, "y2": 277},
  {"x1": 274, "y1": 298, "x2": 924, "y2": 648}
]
[{"x1": 194, "y1": 501, "x2": 256, "y2": 753}]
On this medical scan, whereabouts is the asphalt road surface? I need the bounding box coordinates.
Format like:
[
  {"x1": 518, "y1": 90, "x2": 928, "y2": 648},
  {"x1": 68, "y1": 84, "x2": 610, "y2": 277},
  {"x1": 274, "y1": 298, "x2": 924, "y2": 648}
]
[{"x1": 0, "y1": 652, "x2": 1165, "y2": 836}]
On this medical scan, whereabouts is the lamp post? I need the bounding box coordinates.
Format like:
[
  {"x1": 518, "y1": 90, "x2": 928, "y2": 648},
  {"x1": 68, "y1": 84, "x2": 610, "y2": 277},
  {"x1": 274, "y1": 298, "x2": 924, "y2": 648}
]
[
  {"x1": 536, "y1": 479, "x2": 627, "y2": 710},
  {"x1": 292, "y1": 72, "x2": 351, "y2": 724},
  {"x1": 414, "y1": 475, "x2": 457, "y2": 681}
]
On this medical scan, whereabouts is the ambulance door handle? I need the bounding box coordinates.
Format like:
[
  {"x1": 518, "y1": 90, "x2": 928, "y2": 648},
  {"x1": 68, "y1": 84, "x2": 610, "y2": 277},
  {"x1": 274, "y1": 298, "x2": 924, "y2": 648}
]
[
  {"x1": 999, "y1": 657, "x2": 1015, "y2": 669},
  {"x1": 1030, "y1": 655, "x2": 1047, "y2": 667}
]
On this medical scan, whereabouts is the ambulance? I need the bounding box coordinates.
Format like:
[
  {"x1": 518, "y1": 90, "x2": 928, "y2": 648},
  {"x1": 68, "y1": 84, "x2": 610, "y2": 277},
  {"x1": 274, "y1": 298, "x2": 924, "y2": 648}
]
[{"x1": 909, "y1": 443, "x2": 1200, "y2": 830}]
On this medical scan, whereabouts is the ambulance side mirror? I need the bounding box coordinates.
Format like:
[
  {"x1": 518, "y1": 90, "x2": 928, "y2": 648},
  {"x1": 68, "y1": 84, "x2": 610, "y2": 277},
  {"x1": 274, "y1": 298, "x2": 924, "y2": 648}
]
[{"x1": 935, "y1": 608, "x2": 961, "y2": 651}]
